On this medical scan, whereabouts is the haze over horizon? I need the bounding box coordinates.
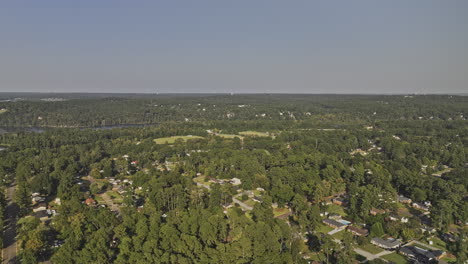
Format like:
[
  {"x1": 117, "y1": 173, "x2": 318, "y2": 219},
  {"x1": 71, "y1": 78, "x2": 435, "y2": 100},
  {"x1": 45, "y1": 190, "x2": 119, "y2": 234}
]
[{"x1": 1, "y1": 0, "x2": 467, "y2": 94}]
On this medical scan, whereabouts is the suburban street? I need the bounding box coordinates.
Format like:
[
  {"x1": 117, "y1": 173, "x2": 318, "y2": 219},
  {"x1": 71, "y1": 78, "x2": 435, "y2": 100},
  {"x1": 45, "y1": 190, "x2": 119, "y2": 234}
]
[{"x1": 2, "y1": 182, "x2": 19, "y2": 264}]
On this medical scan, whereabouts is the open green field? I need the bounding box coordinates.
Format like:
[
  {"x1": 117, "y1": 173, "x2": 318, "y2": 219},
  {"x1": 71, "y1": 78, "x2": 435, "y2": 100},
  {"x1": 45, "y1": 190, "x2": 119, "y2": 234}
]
[
  {"x1": 215, "y1": 133, "x2": 244, "y2": 139},
  {"x1": 359, "y1": 243, "x2": 383, "y2": 254},
  {"x1": 0, "y1": 109, "x2": 7, "y2": 114},
  {"x1": 239, "y1": 131, "x2": 270, "y2": 137},
  {"x1": 154, "y1": 135, "x2": 204, "y2": 144},
  {"x1": 381, "y1": 252, "x2": 409, "y2": 264}
]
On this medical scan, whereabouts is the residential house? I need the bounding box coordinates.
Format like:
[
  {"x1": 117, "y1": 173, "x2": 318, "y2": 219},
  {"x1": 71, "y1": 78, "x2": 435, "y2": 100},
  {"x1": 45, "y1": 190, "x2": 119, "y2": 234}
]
[
  {"x1": 323, "y1": 219, "x2": 346, "y2": 229},
  {"x1": 85, "y1": 197, "x2": 97, "y2": 206},
  {"x1": 441, "y1": 233, "x2": 457, "y2": 243},
  {"x1": 332, "y1": 197, "x2": 347, "y2": 206},
  {"x1": 230, "y1": 178, "x2": 242, "y2": 186},
  {"x1": 371, "y1": 238, "x2": 402, "y2": 249},
  {"x1": 34, "y1": 210, "x2": 50, "y2": 222},
  {"x1": 388, "y1": 214, "x2": 408, "y2": 223},
  {"x1": 398, "y1": 195, "x2": 412, "y2": 204},
  {"x1": 33, "y1": 202, "x2": 47, "y2": 213},
  {"x1": 32, "y1": 196, "x2": 46, "y2": 204},
  {"x1": 412, "y1": 202, "x2": 430, "y2": 211},
  {"x1": 347, "y1": 226, "x2": 369, "y2": 236},
  {"x1": 328, "y1": 213, "x2": 341, "y2": 220},
  {"x1": 370, "y1": 208, "x2": 386, "y2": 216},
  {"x1": 399, "y1": 246, "x2": 445, "y2": 263}
]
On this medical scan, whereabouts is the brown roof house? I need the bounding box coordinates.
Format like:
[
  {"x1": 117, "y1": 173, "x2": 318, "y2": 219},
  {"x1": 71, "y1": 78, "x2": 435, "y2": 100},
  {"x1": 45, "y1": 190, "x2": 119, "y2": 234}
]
[
  {"x1": 85, "y1": 197, "x2": 97, "y2": 206},
  {"x1": 347, "y1": 226, "x2": 369, "y2": 236}
]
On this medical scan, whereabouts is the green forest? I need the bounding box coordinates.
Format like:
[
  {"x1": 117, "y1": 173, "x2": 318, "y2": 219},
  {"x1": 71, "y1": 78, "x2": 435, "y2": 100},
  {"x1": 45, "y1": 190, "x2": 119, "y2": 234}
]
[{"x1": 0, "y1": 94, "x2": 466, "y2": 264}]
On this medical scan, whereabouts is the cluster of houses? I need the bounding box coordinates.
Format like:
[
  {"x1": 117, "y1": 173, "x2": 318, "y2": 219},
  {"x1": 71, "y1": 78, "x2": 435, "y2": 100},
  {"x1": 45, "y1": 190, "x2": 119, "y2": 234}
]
[
  {"x1": 108, "y1": 178, "x2": 132, "y2": 195},
  {"x1": 322, "y1": 213, "x2": 368, "y2": 236},
  {"x1": 31, "y1": 193, "x2": 58, "y2": 222},
  {"x1": 209, "y1": 177, "x2": 242, "y2": 186}
]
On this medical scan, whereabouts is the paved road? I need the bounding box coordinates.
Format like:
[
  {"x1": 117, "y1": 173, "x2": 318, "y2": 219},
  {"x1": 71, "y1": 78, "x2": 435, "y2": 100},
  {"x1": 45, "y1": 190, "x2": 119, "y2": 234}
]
[
  {"x1": 2, "y1": 183, "x2": 19, "y2": 264},
  {"x1": 196, "y1": 182, "x2": 253, "y2": 211},
  {"x1": 232, "y1": 197, "x2": 253, "y2": 211}
]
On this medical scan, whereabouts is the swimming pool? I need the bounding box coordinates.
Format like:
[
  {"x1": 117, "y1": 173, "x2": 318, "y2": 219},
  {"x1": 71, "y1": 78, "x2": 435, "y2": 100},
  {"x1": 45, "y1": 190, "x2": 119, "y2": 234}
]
[{"x1": 337, "y1": 219, "x2": 351, "y2": 225}]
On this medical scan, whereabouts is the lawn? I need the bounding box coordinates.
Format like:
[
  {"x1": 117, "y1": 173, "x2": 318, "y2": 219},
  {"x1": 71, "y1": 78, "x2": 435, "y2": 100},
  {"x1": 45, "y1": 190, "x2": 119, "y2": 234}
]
[
  {"x1": 331, "y1": 229, "x2": 345, "y2": 240},
  {"x1": 381, "y1": 252, "x2": 410, "y2": 264},
  {"x1": 359, "y1": 243, "x2": 383, "y2": 254},
  {"x1": 316, "y1": 224, "x2": 334, "y2": 234},
  {"x1": 154, "y1": 135, "x2": 204, "y2": 144},
  {"x1": 239, "y1": 131, "x2": 270, "y2": 137},
  {"x1": 0, "y1": 109, "x2": 7, "y2": 114},
  {"x1": 427, "y1": 237, "x2": 447, "y2": 251},
  {"x1": 106, "y1": 191, "x2": 123, "y2": 202},
  {"x1": 95, "y1": 196, "x2": 105, "y2": 203},
  {"x1": 442, "y1": 255, "x2": 457, "y2": 263}
]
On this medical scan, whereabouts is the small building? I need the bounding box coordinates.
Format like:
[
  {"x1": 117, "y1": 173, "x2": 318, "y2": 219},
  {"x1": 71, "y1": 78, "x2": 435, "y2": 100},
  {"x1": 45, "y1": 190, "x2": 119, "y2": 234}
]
[
  {"x1": 230, "y1": 178, "x2": 242, "y2": 186},
  {"x1": 371, "y1": 237, "x2": 402, "y2": 250},
  {"x1": 32, "y1": 196, "x2": 46, "y2": 204},
  {"x1": 441, "y1": 233, "x2": 457, "y2": 243},
  {"x1": 34, "y1": 210, "x2": 50, "y2": 222},
  {"x1": 323, "y1": 219, "x2": 346, "y2": 229},
  {"x1": 388, "y1": 214, "x2": 408, "y2": 223},
  {"x1": 332, "y1": 197, "x2": 347, "y2": 206},
  {"x1": 33, "y1": 202, "x2": 47, "y2": 212},
  {"x1": 85, "y1": 197, "x2": 97, "y2": 206},
  {"x1": 370, "y1": 208, "x2": 386, "y2": 216},
  {"x1": 347, "y1": 226, "x2": 369, "y2": 236},
  {"x1": 328, "y1": 213, "x2": 341, "y2": 220},
  {"x1": 412, "y1": 202, "x2": 429, "y2": 211},
  {"x1": 398, "y1": 195, "x2": 412, "y2": 204}
]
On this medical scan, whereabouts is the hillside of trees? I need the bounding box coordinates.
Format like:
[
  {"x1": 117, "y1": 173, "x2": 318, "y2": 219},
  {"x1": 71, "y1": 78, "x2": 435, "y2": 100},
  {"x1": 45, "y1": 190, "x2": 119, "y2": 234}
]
[{"x1": 0, "y1": 94, "x2": 466, "y2": 263}]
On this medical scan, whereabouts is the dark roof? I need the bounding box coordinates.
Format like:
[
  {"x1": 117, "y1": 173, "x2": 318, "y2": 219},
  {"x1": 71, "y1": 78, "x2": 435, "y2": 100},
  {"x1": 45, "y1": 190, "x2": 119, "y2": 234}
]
[
  {"x1": 371, "y1": 238, "x2": 402, "y2": 248},
  {"x1": 399, "y1": 246, "x2": 445, "y2": 262},
  {"x1": 34, "y1": 210, "x2": 49, "y2": 218},
  {"x1": 323, "y1": 219, "x2": 345, "y2": 228},
  {"x1": 347, "y1": 226, "x2": 368, "y2": 236},
  {"x1": 399, "y1": 246, "x2": 417, "y2": 257}
]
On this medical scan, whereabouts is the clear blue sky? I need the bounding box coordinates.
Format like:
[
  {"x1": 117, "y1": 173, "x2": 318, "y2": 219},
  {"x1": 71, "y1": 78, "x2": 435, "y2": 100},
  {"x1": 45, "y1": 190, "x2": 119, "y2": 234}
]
[{"x1": 0, "y1": 0, "x2": 467, "y2": 93}]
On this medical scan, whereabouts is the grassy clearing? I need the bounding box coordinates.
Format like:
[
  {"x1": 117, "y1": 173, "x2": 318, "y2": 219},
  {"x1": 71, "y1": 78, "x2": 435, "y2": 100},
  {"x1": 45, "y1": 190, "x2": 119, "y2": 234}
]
[
  {"x1": 427, "y1": 237, "x2": 447, "y2": 251},
  {"x1": 215, "y1": 133, "x2": 244, "y2": 139},
  {"x1": 273, "y1": 207, "x2": 290, "y2": 217},
  {"x1": 359, "y1": 243, "x2": 383, "y2": 254},
  {"x1": 0, "y1": 109, "x2": 7, "y2": 114},
  {"x1": 239, "y1": 131, "x2": 270, "y2": 137},
  {"x1": 154, "y1": 135, "x2": 204, "y2": 144},
  {"x1": 107, "y1": 190, "x2": 122, "y2": 200},
  {"x1": 381, "y1": 252, "x2": 409, "y2": 264}
]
